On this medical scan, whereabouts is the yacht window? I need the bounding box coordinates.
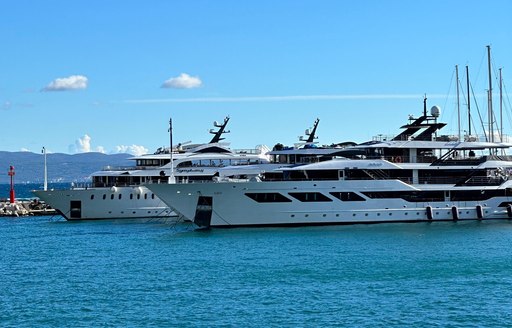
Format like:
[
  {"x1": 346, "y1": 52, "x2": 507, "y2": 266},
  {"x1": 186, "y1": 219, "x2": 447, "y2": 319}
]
[
  {"x1": 118, "y1": 194, "x2": 122, "y2": 200},
  {"x1": 137, "y1": 194, "x2": 140, "y2": 199},
  {"x1": 452, "y1": 190, "x2": 507, "y2": 201},
  {"x1": 288, "y1": 192, "x2": 332, "y2": 202},
  {"x1": 245, "y1": 193, "x2": 292, "y2": 203},
  {"x1": 330, "y1": 192, "x2": 365, "y2": 202},
  {"x1": 177, "y1": 161, "x2": 191, "y2": 168},
  {"x1": 151, "y1": 193, "x2": 155, "y2": 199},
  {"x1": 102, "y1": 194, "x2": 106, "y2": 200},
  {"x1": 130, "y1": 194, "x2": 133, "y2": 200},
  {"x1": 363, "y1": 191, "x2": 444, "y2": 202},
  {"x1": 144, "y1": 193, "x2": 148, "y2": 199},
  {"x1": 111, "y1": 194, "x2": 114, "y2": 200},
  {"x1": 90, "y1": 195, "x2": 94, "y2": 200}
]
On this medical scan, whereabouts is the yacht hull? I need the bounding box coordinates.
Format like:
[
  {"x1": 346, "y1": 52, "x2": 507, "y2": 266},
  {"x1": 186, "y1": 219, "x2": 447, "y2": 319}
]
[
  {"x1": 33, "y1": 186, "x2": 177, "y2": 220},
  {"x1": 148, "y1": 180, "x2": 512, "y2": 228}
]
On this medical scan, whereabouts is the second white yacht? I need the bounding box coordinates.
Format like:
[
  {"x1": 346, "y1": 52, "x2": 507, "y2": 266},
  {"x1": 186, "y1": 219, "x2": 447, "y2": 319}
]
[{"x1": 33, "y1": 117, "x2": 270, "y2": 220}]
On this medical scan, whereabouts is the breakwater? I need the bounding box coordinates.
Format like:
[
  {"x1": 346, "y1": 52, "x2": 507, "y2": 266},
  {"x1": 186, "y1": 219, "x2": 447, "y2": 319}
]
[{"x1": 0, "y1": 199, "x2": 56, "y2": 217}]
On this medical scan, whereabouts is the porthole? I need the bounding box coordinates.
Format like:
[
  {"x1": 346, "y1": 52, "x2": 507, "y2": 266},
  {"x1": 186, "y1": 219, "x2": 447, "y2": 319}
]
[
  {"x1": 365, "y1": 213, "x2": 368, "y2": 216},
  {"x1": 416, "y1": 212, "x2": 419, "y2": 215},
  {"x1": 389, "y1": 213, "x2": 392, "y2": 216},
  {"x1": 377, "y1": 213, "x2": 381, "y2": 216},
  {"x1": 336, "y1": 214, "x2": 339, "y2": 217},
  {"x1": 137, "y1": 194, "x2": 140, "y2": 199},
  {"x1": 151, "y1": 193, "x2": 155, "y2": 199},
  {"x1": 305, "y1": 214, "x2": 309, "y2": 217},
  {"x1": 405, "y1": 212, "x2": 408, "y2": 216},
  {"x1": 110, "y1": 194, "x2": 114, "y2": 200},
  {"x1": 352, "y1": 213, "x2": 356, "y2": 217},
  {"x1": 103, "y1": 194, "x2": 106, "y2": 200},
  {"x1": 132, "y1": 211, "x2": 136, "y2": 214},
  {"x1": 291, "y1": 214, "x2": 295, "y2": 218},
  {"x1": 322, "y1": 214, "x2": 326, "y2": 217},
  {"x1": 144, "y1": 194, "x2": 148, "y2": 199},
  {"x1": 130, "y1": 194, "x2": 133, "y2": 199},
  {"x1": 118, "y1": 194, "x2": 122, "y2": 200},
  {"x1": 90, "y1": 195, "x2": 94, "y2": 200}
]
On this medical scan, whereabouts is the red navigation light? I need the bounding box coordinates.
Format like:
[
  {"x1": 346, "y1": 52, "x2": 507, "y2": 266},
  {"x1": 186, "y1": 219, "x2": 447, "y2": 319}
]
[{"x1": 8, "y1": 166, "x2": 15, "y2": 203}]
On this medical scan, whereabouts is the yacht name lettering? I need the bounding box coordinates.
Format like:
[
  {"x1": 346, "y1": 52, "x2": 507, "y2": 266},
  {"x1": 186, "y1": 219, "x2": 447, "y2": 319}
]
[{"x1": 177, "y1": 168, "x2": 205, "y2": 173}]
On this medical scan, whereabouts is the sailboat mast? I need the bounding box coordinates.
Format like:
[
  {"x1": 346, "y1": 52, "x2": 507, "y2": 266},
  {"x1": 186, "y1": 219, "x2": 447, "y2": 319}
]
[
  {"x1": 500, "y1": 67, "x2": 503, "y2": 141},
  {"x1": 487, "y1": 45, "x2": 493, "y2": 143},
  {"x1": 456, "y1": 65, "x2": 461, "y2": 141},
  {"x1": 466, "y1": 65, "x2": 471, "y2": 136}
]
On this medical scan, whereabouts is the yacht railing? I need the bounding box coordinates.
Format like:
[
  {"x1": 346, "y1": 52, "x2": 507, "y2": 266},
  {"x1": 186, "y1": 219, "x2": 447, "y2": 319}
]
[{"x1": 101, "y1": 165, "x2": 138, "y2": 171}]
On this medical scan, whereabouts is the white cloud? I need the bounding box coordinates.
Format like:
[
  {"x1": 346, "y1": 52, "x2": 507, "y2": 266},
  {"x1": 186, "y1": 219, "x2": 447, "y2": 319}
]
[
  {"x1": 113, "y1": 145, "x2": 149, "y2": 156},
  {"x1": 161, "y1": 73, "x2": 202, "y2": 89},
  {"x1": 20, "y1": 148, "x2": 30, "y2": 152},
  {"x1": 43, "y1": 75, "x2": 88, "y2": 91},
  {"x1": 69, "y1": 134, "x2": 147, "y2": 155},
  {"x1": 75, "y1": 134, "x2": 91, "y2": 152}
]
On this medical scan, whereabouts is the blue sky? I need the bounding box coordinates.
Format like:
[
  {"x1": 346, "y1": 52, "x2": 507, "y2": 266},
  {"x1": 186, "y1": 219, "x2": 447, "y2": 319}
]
[{"x1": 1, "y1": 0, "x2": 512, "y2": 155}]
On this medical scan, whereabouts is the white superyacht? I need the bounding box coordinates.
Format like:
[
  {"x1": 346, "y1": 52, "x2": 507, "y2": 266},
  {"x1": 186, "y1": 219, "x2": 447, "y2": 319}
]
[
  {"x1": 33, "y1": 117, "x2": 270, "y2": 220},
  {"x1": 148, "y1": 101, "x2": 512, "y2": 228}
]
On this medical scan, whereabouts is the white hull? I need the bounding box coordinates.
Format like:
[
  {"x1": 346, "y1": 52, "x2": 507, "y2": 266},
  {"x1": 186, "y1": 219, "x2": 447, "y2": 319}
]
[
  {"x1": 33, "y1": 186, "x2": 177, "y2": 220},
  {"x1": 148, "y1": 180, "x2": 512, "y2": 228}
]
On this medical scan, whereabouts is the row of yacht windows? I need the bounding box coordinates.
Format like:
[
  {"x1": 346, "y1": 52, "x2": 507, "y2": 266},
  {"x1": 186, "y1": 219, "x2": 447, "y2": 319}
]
[
  {"x1": 245, "y1": 192, "x2": 363, "y2": 203},
  {"x1": 177, "y1": 159, "x2": 264, "y2": 168},
  {"x1": 136, "y1": 159, "x2": 169, "y2": 167},
  {"x1": 245, "y1": 189, "x2": 511, "y2": 203},
  {"x1": 90, "y1": 193, "x2": 156, "y2": 200}
]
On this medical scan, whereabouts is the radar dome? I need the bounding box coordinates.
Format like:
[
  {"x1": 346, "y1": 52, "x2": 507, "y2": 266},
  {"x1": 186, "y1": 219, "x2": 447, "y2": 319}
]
[{"x1": 431, "y1": 105, "x2": 441, "y2": 117}]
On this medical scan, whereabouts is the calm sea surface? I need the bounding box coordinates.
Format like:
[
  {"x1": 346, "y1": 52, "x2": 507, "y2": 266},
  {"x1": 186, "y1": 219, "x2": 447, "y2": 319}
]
[{"x1": 1, "y1": 215, "x2": 512, "y2": 327}]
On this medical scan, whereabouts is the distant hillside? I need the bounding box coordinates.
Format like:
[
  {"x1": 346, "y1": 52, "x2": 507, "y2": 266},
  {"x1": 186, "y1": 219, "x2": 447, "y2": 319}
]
[{"x1": 0, "y1": 151, "x2": 133, "y2": 184}]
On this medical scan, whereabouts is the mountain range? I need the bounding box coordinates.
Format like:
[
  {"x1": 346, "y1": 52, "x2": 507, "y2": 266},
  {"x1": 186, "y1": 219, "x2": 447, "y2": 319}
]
[{"x1": 0, "y1": 151, "x2": 133, "y2": 184}]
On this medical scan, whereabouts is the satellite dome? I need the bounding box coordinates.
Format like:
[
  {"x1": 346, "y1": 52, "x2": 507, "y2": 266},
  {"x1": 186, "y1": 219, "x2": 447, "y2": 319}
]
[{"x1": 431, "y1": 105, "x2": 441, "y2": 117}]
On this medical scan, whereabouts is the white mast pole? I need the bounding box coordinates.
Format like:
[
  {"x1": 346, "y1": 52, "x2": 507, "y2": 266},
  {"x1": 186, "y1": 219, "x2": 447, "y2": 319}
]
[
  {"x1": 487, "y1": 45, "x2": 493, "y2": 144},
  {"x1": 456, "y1": 65, "x2": 461, "y2": 142},
  {"x1": 499, "y1": 67, "x2": 503, "y2": 142},
  {"x1": 168, "y1": 118, "x2": 175, "y2": 184},
  {"x1": 42, "y1": 146, "x2": 47, "y2": 191}
]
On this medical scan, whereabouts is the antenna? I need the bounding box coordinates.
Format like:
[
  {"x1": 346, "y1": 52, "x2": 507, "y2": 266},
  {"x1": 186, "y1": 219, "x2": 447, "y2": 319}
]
[
  {"x1": 209, "y1": 116, "x2": 230, "y2": 143},
  {"x1": 305, "y1": 118, "x2": 320, "y2": 143}
]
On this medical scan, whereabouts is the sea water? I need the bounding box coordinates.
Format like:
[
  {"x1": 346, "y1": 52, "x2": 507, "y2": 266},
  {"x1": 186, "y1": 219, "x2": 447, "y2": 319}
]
[
  {"x1": 0, "y1": 183, "x2": 71, "y2": 200},
  {"x1": 1, "y1": 216, "x2": 512, "y2": 327}
]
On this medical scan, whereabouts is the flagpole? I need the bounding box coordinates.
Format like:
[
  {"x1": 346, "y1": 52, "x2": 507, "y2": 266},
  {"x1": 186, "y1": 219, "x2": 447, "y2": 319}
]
[
  {"x1": 168, "y1": 118, "x2": 175, "y2": 184},
  {"x1": 42, "y1": 147, "x2": 48, "y2": 191}
]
